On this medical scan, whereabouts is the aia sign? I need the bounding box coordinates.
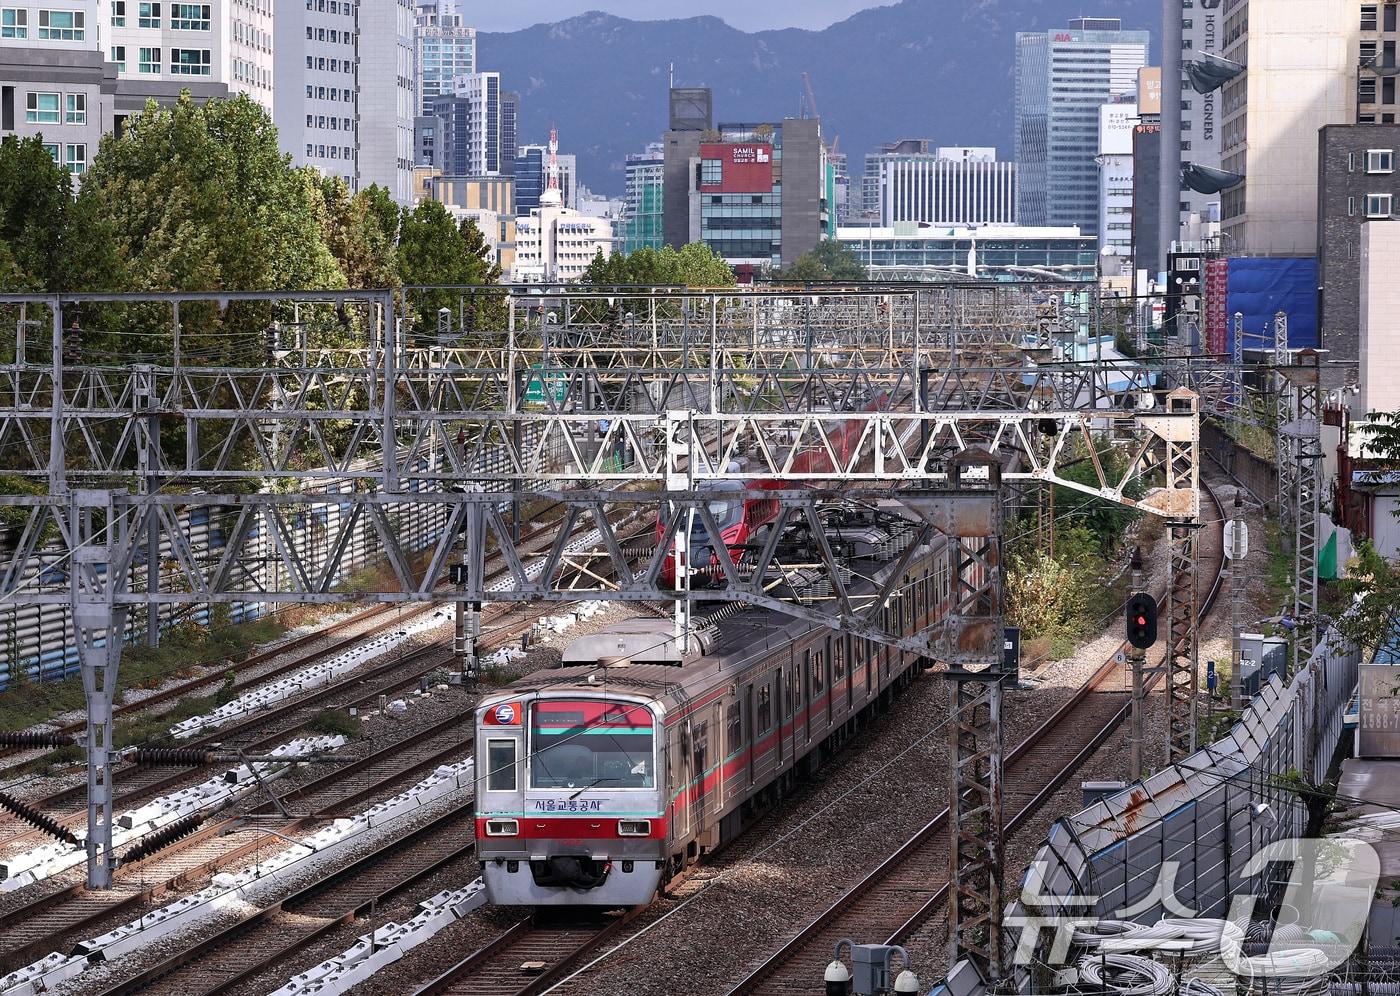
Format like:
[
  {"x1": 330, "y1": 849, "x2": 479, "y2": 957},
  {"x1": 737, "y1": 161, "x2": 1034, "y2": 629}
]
[{"x1": 1054, "y1": 32, "x2": 1074, "y2": 41}]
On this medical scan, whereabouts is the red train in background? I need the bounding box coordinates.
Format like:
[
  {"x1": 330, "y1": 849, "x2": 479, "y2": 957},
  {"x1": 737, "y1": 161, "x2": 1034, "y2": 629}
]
[{"x1": 657, "y1": 392, "x2": 890, "y2": 585}]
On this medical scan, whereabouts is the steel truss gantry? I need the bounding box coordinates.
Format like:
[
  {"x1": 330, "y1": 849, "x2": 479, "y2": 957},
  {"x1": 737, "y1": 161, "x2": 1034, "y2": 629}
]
[{"x1": 0, "y1": 289, "x2": 1201, "y2": 980}]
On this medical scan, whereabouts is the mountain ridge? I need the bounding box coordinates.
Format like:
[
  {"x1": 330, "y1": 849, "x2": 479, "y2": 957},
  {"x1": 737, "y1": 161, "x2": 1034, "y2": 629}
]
[{"x1": 478, "y1": 0, "x2": 1159, "y2": 197}]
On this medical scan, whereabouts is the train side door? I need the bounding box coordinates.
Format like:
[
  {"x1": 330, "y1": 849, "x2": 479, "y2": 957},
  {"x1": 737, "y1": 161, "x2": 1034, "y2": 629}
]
[
  {"x1": 825, "y1": 636, "x2": 834, "y2": 723},
  {"x1": 775, "y1": 666, "x2": 787, "y2": 769},
  {"x1": 802, "y1": 648, "x2": 813, "y2": 744},
  {"x1": 691, "y1": 719, "x2": 709, "y2": 845},
  {"x1": 674, "y1": 721, "x2": 692, "y2": 842},
  {"x1": 745, "y1": 683, "x2": 756, "y2": 786}
]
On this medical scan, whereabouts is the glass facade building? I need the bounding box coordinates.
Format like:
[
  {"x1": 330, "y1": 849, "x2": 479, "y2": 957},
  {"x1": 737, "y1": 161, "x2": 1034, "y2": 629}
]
[
  {"x1": 1014, "y1": 18, "x2": 1148, "y2": 236},
  {"x1": 838, "y1": 224, "x2": 1097, "y2": 282},
  {"x1": 414, "y1": 2, "x2": 474, "y2": 117},
  {"x1": 624, "y1": 144, "x2": 665, "y2": 253}
]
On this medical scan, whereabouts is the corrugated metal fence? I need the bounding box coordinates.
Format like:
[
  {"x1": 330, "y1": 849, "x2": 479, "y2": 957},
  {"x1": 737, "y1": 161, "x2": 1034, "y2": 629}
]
[
  {"x1": 1007, "y1": 631, "x2": 1360, "y2": 971},
  {"x1": 0, "y1": 426, "x2": 565, "y2": 691}
]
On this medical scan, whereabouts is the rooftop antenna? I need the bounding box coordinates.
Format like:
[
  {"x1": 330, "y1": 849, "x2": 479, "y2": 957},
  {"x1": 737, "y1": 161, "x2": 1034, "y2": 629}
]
[
  {"x1": 669, "y1": 62, "x2": 674, "y2": 89},
  {"x1": 547, "y1": 125, "x2": 560, "y2": 192}
]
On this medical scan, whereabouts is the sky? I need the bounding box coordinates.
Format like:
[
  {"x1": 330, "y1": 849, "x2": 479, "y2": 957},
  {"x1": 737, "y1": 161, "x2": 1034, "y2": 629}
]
[{"x1": 469, "y1": 1, "x2": 892, "y2": 33}]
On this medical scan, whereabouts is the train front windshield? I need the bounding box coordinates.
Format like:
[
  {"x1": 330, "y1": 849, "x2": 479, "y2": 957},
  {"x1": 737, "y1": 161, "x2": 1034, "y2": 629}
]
[
  {"x1": 688, "y1": 500, "x2": 741, "y2": 537},
  {"x1": 530, "y1": 700, "x2": 656, "y2": 790}
]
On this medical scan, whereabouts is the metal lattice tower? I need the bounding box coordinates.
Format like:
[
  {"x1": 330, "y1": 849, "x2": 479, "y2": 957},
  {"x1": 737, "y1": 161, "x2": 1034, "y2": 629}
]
[
  {"x1": 1160, "y1": 390, "x2": 1203, "y2": 763},
  {"x1": 1273, "y1": 311, "x2": 1296, "y2": 540},
  {"x1": 1280, "y1": 353, "x2": 1323, "y2": 674}
]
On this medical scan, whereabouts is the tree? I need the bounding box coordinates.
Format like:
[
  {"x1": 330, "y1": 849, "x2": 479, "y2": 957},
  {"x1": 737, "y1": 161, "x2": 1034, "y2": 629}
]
[
  {"x1": 582, "y1": 243, "x2": 734, "y2": 288},
  {"x1": 772, "y1": 239, "x2": 868, "y2": 282},
  {"x1": 81, "y1": 93, "x2": 342, "y2": 295},
  {"x1": 0, "y1": 135, "x2": 121, "y2": 293},
  {"x1": 1334, "y1": 411, "x2": 1400, "y2": 650},
  {"x1": 313, "y1": 176, "x2": 399, "y2": 289},
  {"x1": 397, "y1": 201, "x2": 500, "y2": 331}
]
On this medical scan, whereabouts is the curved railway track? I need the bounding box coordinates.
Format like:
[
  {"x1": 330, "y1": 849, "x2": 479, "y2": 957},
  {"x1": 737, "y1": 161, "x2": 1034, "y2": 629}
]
[{"x1": 723, "y1": 478, "x2": 1228, "y2": 994}]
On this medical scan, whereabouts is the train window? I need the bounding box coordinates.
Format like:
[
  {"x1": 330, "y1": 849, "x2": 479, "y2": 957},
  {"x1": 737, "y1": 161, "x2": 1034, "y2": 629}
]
[
  {"x1": 487, "y1": 739, "x2": 517, "y2": 791},
  {"x1": 834, "y1": 638, "x2": 846, "y2": 681},
  {"x1": 530, "y1": 700, "x2": 655, "y2": 789},
  {"x1": 727, "y1": 703, "x2": 741, "y2": 749},
  {"x1": 758, "y1": 684, "x2": 772, "y2": 733},
  {"x1": 811, "y1": 649, "x2": 825, "y2": 693}
]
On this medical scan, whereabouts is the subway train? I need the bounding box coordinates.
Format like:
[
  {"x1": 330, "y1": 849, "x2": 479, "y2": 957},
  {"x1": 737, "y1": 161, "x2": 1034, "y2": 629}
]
[{"x1": 474, "y1": 506, "x2": 968, "y2": 907}]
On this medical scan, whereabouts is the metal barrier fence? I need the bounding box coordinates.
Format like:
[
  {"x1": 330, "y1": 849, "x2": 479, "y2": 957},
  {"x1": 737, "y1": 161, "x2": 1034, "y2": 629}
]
[
  {"x1": 0, "y1": 424, "x2": 568, "y2": 690},
  {"x1": 1007, "y1": 631, "x2": 1361, "y2": 982}
]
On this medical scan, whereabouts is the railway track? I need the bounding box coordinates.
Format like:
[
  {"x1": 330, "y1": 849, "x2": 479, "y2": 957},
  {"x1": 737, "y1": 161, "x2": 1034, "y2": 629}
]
[
  {"x1": 413, "y1": 909, "x2": 643, "y2": 996},
  {"x1": 89, "y1": 800, "x2": 478, "y2": 996},
  {"x1": 0, "y1": 500, "x2": 573, "y2": 783},
  {"x1": 724, "y1": 479, "x2": 1228, "y2": 994},
  {"x1": 0, "y1": 707, "x2": 477, "y2": 973}
]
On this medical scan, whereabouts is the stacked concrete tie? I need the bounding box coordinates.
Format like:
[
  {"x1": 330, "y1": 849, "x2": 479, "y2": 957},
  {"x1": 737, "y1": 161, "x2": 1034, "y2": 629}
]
[
  {"x1": 0, "y1": 735, "x2": 346, "y2": 892},
  {"x1": 0, "y1": 757, "x2": 477, "y2": 996},
  {"x1": 169, "y1": 610, "x2": 451, "y2": 739},
  {"x1": 268, "y1": 881, "x2": 488, "y2": 995}
]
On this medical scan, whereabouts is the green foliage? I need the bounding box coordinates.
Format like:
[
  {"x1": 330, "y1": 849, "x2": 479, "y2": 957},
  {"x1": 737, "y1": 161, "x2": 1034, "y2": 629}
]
[
  {"x1": 82, "y1": 93, "x2": 343, "y2": 294},
  {"x1": 309, "y1": 708, "x2": 360, "y2": 738},
  {"x1": 771, "y1": 239, "x2": 868, "y2": 282},
  {"x1": 582, "y1": 242, "x2": 735, "y2": 288},
  {"x1": 0, "y1": 135, "x2": 121, "y2": 293},
  {"x1": 397, "y1": 202, "x2": 501, "y2": 326},
  {"x1": 0, "y1": 615, "x2": 283, "y2": 734},
  {"x1": 1005, "y1": 549, "x2": 1089, "y2": 659},
  {"x1": 313, "y1": 177, "x2": 400, "y2": 289},
  {"x1": 0, "y1": 475, "x2": 55, "y2": 546}
]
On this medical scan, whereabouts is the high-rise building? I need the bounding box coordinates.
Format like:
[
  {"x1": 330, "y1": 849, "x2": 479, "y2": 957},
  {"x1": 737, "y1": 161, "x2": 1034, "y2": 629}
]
[
  {"x1": 500, "y1": 90, "x2": 518, "y2": 175},
  {"x1": 358, "y1": 0, "x2": 415, "y2": 203},
  {"x1": 1318, "y1": 125, "x2": 1400, "y2": 363},
  {"x1": 513, "y1": 130, "x2": 612, "y2": 282},
  {"x1": 453, "y1": 71, "x2": 506, "y2": 175},
  {"x1": 1180, "y1": 6, "x2": 1223, "y2": 232},
  {"x1": 873, "y1": 146, "x2": 1017, "y2": 227},
  {"x1": 0, "y1": 0, "x2": 112, "y2": 177},
  {"x1": 663, "y1": 86, "x2": 711, "y2": 250},
  {"x1": 1014, "y1": 17, "x2": 1148, "y2": 235},
  {"x1": 1357, "y1": 1, "x2": 1399, "y2": 122},
  {"x1": 675, "y1": 118, "x2": 832, "y2": 269},
  {"x1": 624, "y1": 142, "x2": 664, "y2": 253},
  {"x1": 274, "y1": 0, "x2": 357, "y2": 188},
  {"x1": 515, "y1": 143, "x2": 576, "y2": 212},
  {"x1": 1219, "y1": 0, "x2": 1357, "y2": 253},
  {"x1": 101, "y1": 0, "x2": 261, "y2": 127},
  {"x1": 413, "y1": 0, "x2": 473, "y2": 116},
  {"x1": 1098, "y1": 102, "x2": 1138, "y2": 273}
]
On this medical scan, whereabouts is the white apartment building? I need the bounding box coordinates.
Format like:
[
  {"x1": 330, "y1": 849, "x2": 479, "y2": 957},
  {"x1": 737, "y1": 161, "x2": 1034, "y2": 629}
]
[
  {"x1": 0, "y1": 0, "x2": 111, "y2": 176},
  {"x1": 274, "y1": 0, "x2": 415, "y2": 203},
  {"x1": 358, "y1": 0, "x2": 413, "y2": 202},
  {"x1": 1098, "y1": 102, "x2": 1138, "y2": 273},
  {"x1": 452, "y1": 70, "x2": 502, "y2": 175},
  {"x1": 100, "y1": 0, "x2": 268, "y2": 117},
  {"x1": 875, "y1": 147, "x2": 1017, "y2": 227},
  {"x1": 513, "y1": 188, "x2": 613, "y2": 283},
  {"x1": 273, "y1": 0, "x2": 356, "y2": 188},
  {"x1": 1219, "y1": 0, "x2": 1358, "y2": 253}
]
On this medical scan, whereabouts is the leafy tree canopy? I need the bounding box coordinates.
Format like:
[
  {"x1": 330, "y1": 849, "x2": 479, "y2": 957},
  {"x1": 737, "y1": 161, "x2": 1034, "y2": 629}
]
[
  {"x1": 771, "y1": 239, "x2": 868, "y2": 282},
  {"x1": 81, "y1": 93, "x2": 342, "y2": 293},
  {"x1": 582, "y1": 243, "x2": 734, "y2": 288}
]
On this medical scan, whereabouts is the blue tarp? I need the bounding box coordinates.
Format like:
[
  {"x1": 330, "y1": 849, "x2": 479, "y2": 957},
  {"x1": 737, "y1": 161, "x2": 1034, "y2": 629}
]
[{"x1": 1225, "y1": 257, "x2": 1317, "y2": 351}]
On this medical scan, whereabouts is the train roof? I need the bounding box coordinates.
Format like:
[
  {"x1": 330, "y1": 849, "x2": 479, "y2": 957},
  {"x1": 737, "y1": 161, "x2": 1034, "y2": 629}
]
[{"x1": 484, "y1": 514, "x2": 940, "y2": 714}]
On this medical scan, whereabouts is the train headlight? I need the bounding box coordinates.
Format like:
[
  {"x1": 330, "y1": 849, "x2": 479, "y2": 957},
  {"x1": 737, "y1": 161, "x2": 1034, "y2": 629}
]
[
  {"x1": 617, "y1": 819, "x2": 651, "y2": 836},
  {"x1": 485, "y1": 818, "x2": 519, "y2": 836}
]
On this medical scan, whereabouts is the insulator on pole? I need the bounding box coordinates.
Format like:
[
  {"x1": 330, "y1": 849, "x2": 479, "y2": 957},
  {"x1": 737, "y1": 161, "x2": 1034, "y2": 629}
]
[
  {"x1": 0, "y1": 790, "x2": 81, "y2": 845},
  {"x1": 119, "y1": 811, "x2": 206, "y2": 864}
]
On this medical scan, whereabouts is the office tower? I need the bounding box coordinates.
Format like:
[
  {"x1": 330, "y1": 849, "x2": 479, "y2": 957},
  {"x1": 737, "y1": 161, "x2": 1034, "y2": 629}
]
[
  {"x1": 663, "y1": 86, "x2": 711, "y2": 249},
  {"x1": 274, "y1": 0, "x2": 356, "y2": 188},
  {"x1": 454, "y1": 71, "x2": 505, "y2": 175},
  {"x1": 357, "y1": 0, "x2": 415, "y2": 203},
  {"x1": 624, "y1": 142, "x2": 664, "y2": 252},
  {"x1": 1218, "y1": 0, "x2": 1357, "y2": 253},
  {"x1": 1015, "y1": 17, "x2": 1148, "y2": 235},
  {"x1": 516, "y1": 143, "x2": 576, "y2": 212},
  {"x1": 873, "y1": 146, "x2": 1017, "y2": 226},
  {"x1": 413, "y1": 0, "x2": 473, "y2": 116}
]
